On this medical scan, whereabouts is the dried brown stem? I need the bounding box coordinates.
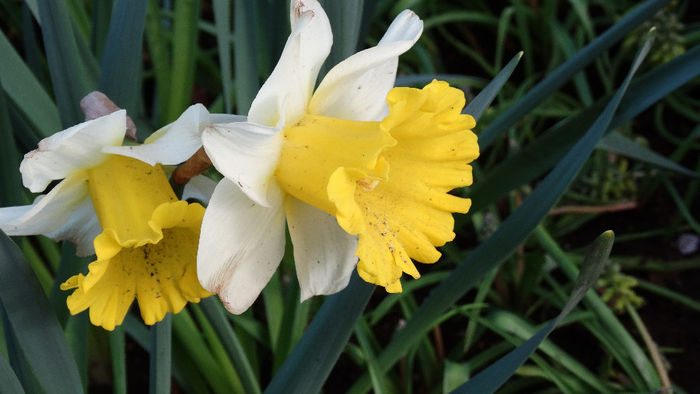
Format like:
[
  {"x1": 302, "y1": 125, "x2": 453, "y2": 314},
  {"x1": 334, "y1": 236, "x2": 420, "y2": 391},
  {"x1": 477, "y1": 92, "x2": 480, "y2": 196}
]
[
  {"x1": 549, "y1": 201, "x2": 638, "y2": 215},
  {"x1": 172, "y1": 147, "x2": 212, "y2": 184}
]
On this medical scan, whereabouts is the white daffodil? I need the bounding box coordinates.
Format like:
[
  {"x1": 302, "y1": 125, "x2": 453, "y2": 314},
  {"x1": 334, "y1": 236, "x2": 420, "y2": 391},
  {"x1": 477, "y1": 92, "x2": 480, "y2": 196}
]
[
  {"x1": 184, "y1": 0, "x2": 478, "y2": 314},
  {"x1": 0, "y1": 110, "x2": 227, "y2": 330}
]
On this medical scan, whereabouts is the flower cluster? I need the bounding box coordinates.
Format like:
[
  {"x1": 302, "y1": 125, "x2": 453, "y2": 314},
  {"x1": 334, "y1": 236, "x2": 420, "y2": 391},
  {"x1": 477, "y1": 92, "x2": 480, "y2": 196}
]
[{"x1": 0, "y1": 0, "x2": 478, "y2": 328}]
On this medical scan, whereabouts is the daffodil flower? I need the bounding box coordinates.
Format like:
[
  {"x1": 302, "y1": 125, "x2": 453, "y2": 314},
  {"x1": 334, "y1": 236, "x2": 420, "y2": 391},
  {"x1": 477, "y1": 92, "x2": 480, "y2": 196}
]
[
  {"x1": 178, "y1": 0, "x2": 478, "y2": 314},
  {"x1": 0, "y1": 110, "x2": 216, "y2": 330}
]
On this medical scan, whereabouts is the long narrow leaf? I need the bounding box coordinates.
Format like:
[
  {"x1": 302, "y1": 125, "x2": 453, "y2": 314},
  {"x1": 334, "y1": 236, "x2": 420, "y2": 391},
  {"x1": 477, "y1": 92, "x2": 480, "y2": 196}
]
[
  {"x1": 200, "y1": 298, "x2": 261, "y2": 394},
  {"x1": 37, "y1": 0, "x2": 96, "y2": 126},
  {"x1": 0, "y1": 31, "x2": 61, "y2": 136},
  {"x1": 0, "y1": 232, "x2": 83, "y2": 394},
  {"x1": 264, "y1": 272, "x2": 374, "y2": 394},
  {"x1": 1, "y1": 307, "x2": 42, "y2": 393},
  {"x1": 468, "y1": 45, "x2": 700, "y2": 212},
  {"x1": 98, "y1": 0, "x2": 148, "y2": 113},
  {"x1": 349, "y1": 28, "x2": 654, "y2": 394},
  {"x1": 213, "y1": 0, "x2": 233, "y2": 112},
  {"x1": 110, "y1": 327, "x2": 127, "y2": 394},
  {"x1": 321, "y1": 0, "x2": 364, "y2": 68},
  {"x1": 166, "y1": 0, "x2": 201, "y2": 122},
  {"x1": 478, "y1": 0, "x2": 668, "y2": 149},
  {"x1": 0, "y1": 352, "x2": 24, "y2": 394},
  {"x1": 464, "y1": 52, "x2": 522, "y2": 120},
  {"x1": 233, "y1": 0, "x2": 259, "y2": 113},
  {"x1": 598, "y1": 131, "x2": 698, "y2": 178},
  {"x1": 144, "y1": 0, "x2": 171, "y2": 123},
  {"x1": 534, "y1": 226, "x2": 661, "y2": 388},
  {"x1": 149, "y1": 315, "x2": 172, "y2": 394},
  {"x1": 0, "y1": 88, "x2": 24, "y2": 207},
  {"x1": 454, "y1": 231, "x2": 614, "y2": 393}
]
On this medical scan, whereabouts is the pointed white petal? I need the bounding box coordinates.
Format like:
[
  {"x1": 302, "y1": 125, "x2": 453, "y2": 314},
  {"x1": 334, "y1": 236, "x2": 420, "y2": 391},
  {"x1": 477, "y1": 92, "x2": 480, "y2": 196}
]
[
  {"x1": 247, "y1": 0, "x2": 332, "y2": 127},
  {"x1": 0, "y1": 174, "x2": 89, "y2": 236},
  {"x1": 286, "y1": 197, "x2": 358, "y2": 301},
  {"x1": 182, "y1": 175, "x2": 217, "y2": 204},
  {"x1": 45, "y1": 195, "x2": 101, "y2": 256},
  {"x1": 20, "y1": 111, "x2": 126, "y2": 192},
  {"x1": 197, "y1": 178, "x2": 286, "y2": 314},
  {"x1": 201, "y1": 122, "x2": 283, "y2": 207},
  {"x1": 104, "y1": 104, "x2": 246, "y2": 166},
  {"x1": 309, "y1": 10, "x2": 423, "y2": 121}
]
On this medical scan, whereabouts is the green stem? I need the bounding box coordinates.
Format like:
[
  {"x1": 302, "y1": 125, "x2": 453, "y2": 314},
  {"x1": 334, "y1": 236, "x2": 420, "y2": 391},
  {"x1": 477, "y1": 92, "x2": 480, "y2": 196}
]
[
  {"x1": 625, "y1": 305, "x2": 672, "y2": 393},
  {"x1": 149, "y1": 315, "x2": 172, "y2": 394}
]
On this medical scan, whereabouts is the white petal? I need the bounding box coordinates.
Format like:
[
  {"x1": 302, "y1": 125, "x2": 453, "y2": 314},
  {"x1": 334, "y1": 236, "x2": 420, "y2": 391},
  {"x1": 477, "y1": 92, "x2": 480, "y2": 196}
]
[
  {"x1": 201, "y1": 122, "x2": 283, "y2": 207},
  {"x1": 197, "y1": 178, "x2": 286, "y2": 314},
  {"x1": 286, "y1": 197, "x2": 358, "y2": 301},
  {"x1": 0, "y1": 174, "x2": 89, "y2": 236},
  {"x1": 20, "y1": 111, "x2": 126, "y2": 192},
  {"x1": 309, "y1": 10, "x2": 423, "y2": 121},
  {"x1": 247, "y1": 0, "x2": 332, "y2": 127},
  {"x1": 44, "y1": 195, "x2": 101, "y2": 256},
  {"x1": 182, "y1": 175, "x2": 217, "y2": 204},
  {"x1": 104, "y1": 104, "x2": 246, "y2": 166}
]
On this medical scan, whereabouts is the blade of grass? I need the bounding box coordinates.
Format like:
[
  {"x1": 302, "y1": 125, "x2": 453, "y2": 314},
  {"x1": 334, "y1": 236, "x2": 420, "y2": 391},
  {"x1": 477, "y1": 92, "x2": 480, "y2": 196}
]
[
  {"x1": 166, "y1": 0, "x2": 201, "y2": 122},
  {"x1": 200, "y1": 297, "x2": 261, "y2": 394},
  {"x1": 64, "y1": 313, "x2": 89, "y2": 391},
  {"x1": 551, "y1": 20, "x2": 593, "y2": 106},
  {"x1": 190, "y1": 304, "x2": 244, "y2": 392},
  {"x1": 145, "y1": 0, "x2": 171, "y2": 124},
  {"x1": 149, "y1": 315, "x2": 172, "y2": 394},
  {"x1": 462, "y1": 294, "x2": 613, "y2": 393},
  {"x1": 598, "y1": 131, "x2": 698, "y2": 178},
  {"x1": 264, "y1": 272, "x2": 374, "y2": 394},
  {"x1": 233, "y1": 0, "x2": 259, "y2": 115},
  {"x1": 263, "y1": 272, "x2": 284, "y2": 354},
  {"x1": 464, "y1": 52, "x2": 522, "y2": 120},
  {"x1": 534, "y1": 226, "x2": 661, "y2": 388},
  {"x1": 273, "y1": 280, "x2": 304, "y2": 371},
  {"x1": 478, "y1": 0, "x2": 669, "y2": 149},
  {"x1": 253, "y1": 0, "x2": 287, "y2": 78},
  {"x1": 355, "y1": 317, "x2": 387, "y2": 394},
  {"x1": 98, "y1": 0, "x2": 148, "y2": 113},
  {"x1": 172, "y1": 310, "x2": 234, "y2": 393},
  {"x1": 422, "y1": 11, "x2": 498, "y2": 31},
  {"x1": 1, "y1": 306, "x2": 42, "y2": 393},
  {"x1": 662, "y1": 176, "x2": 700, "y2": 234},
  {"x1": 0, "y1": 351, "x2": 24, "y2": 394},
  {"x1": 0, "y1": 88, "x2": 24, "y2": 207},
  {"x1": 321, "y1": 0, "x2": 364, "y2": 68},
  {"x1": 0, "y1": 31, "x2": 61, "y2": 136},
  {"x1": 636, "y1": 279, "x2": 700, "y2": 313},
  {"x1": 110, "y1": 326, "x2": 127, "y2": 394},
  {"x1": 213, "y1": 0, "x2": 233, "y2": 112},
  {"x1": 349, "y1": 29, "x2": 654, "y2": 394},
  {"x1": 468, "y1": 45, "x2": 700, "y2": 212},
  {"x1": 89, "y1": 0, "x2": 113, "y2": 57},
  {"x1": 37, "y1": 0, "x2": 96, "y2": 126},
  {"x1": 0, "y1": 232, "x2": 83, "y2": 393}
]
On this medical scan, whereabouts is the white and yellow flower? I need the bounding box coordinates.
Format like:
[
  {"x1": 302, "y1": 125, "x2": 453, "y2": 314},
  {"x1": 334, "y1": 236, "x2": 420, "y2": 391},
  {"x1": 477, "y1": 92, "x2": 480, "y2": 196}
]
[
  {"x1": 0, "y1": 111, "x2": 218, "y2": 330},
  {"x1": 184, "y1": 0, "x2": 478, "y2": 313}
]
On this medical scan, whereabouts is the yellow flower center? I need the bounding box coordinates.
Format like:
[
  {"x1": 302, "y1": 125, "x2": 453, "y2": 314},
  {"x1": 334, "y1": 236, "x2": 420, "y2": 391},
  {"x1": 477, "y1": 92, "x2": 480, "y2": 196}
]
[
  {"x1": 275, "y1": 80, "x2": 479, "y2": 292},
  {"x1": 60, "y1": 155, "x2": 211, "y2": 330}
]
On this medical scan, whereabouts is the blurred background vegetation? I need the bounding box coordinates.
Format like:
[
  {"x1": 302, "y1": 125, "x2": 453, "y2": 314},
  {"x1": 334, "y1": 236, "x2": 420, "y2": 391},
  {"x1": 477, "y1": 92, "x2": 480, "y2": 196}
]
[{"x1": 0, "y1": 0, "x2": 698, "y2": 393}]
